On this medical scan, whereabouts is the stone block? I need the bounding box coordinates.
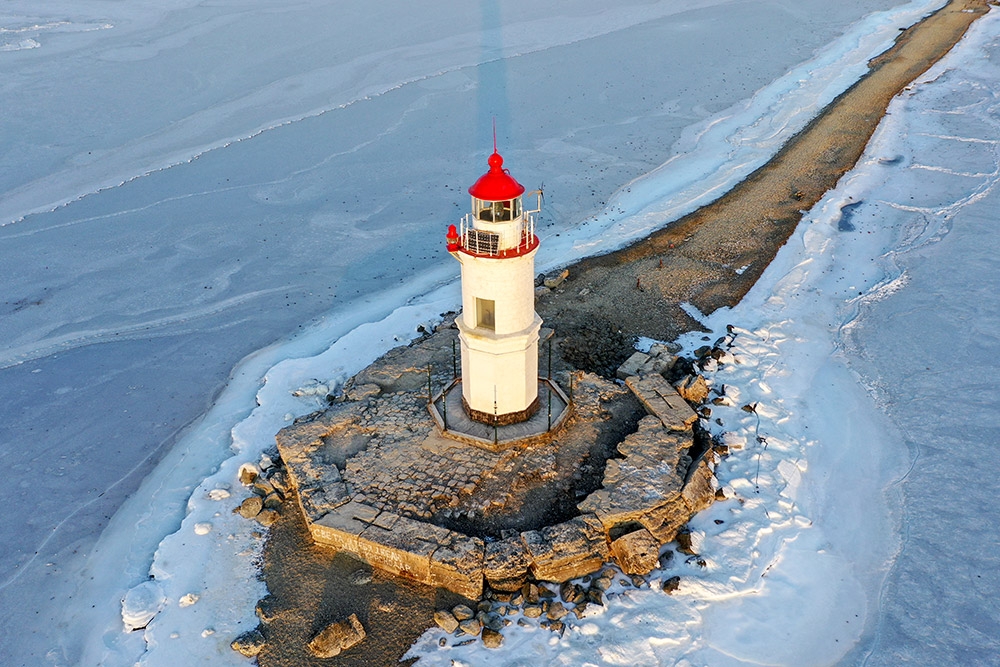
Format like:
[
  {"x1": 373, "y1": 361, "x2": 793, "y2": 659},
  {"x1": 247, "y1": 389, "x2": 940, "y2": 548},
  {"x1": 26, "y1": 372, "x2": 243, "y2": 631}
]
[
  {"x1": 522, "y1": 515, "x2": 608, "y2": 583},
  {"x1": 625, "y1": 374, "x2": 698, "y2": 431},
  {"x1": 681, "y1": 457, "x2": 716, "y2": 514},
  {"x1": 483, "y1": 536, "x2": 532, "y2": 592},
  {"x1": 610, "y1": 528, "x2": 661, "y2": 575},
  {"x1": 434, "y1": 610, "x2": 459, "y2": 633},
  {"x1": 310, "y1": 501, "x2": 380, "y2": 553},
  {"x1": 674, "y1": 374, "x2": 709, "y2": 404},
  {"x1": 639, "y1": 355, "x2": 675, "y2": 377},
  {"x1": 297, "y1": 481, "x2": 349, "y2": 522},
  {"x1": 428, "y1": 534, "x2": 485, "y2": 600},
  {"x1": 356, "y1": 514, "x2": 451, "y2": 582},
  {"x1": 452, "y1": 604, "x2": 474, "y2": 621},
  {"x1": 637, "y1": 496, "x2": 691, "y2": 543},
  {"x1": 600, "y1": 457, "x2": 673, "y2": 499},
  {"x1": 616, "y1": 351, "x2": 651, "y2": 380},
  {"x1": 615, "y1": 416, "x2": 689, "y2": 466},
  {"x1": 543, "y1": 268, "x2": 569, "y2": 289},
  {"x1": 648, "y1": 342, "x2": 681, "y2": 357},
  {"x1": 458, "y1": 618, "x2": 482, "y2": 636}
]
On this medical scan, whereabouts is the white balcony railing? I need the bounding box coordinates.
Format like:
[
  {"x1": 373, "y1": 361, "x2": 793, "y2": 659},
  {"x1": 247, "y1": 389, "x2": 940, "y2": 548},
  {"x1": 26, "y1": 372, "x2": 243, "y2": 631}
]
[{"x1": 458, "y1": 212, "x2": 536, "y2": 257}]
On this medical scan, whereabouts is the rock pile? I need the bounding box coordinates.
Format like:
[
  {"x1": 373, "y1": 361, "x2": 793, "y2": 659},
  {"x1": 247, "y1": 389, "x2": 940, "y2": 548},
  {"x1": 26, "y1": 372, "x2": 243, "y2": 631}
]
[
  {"x1": 431, "y1": 565, "x2": 681, "y2": 648},
  {"x1": 232, "y1": 456, "x2": 289, "y2": 528},
  {"x1": 227, "y1": 454, "x2": 310, "y2": 659}
]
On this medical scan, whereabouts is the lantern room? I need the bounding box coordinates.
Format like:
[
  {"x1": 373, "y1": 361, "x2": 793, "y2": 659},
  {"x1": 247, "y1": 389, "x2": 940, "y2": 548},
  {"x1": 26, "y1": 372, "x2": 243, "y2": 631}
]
[
  {"x1": 452, "y1": 152, "x2": 541, "y2": 257},
  {"x1": 469, "y1": 151, "x2": 525, "y2": 222}
]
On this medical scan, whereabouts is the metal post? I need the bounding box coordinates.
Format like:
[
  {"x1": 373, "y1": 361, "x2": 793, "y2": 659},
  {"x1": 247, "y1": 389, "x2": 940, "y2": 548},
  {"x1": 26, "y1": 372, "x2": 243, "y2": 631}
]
[
  {"x1": 547, "y1": 337, "x2": 552, "y2": 382},
  {"x1": 547, "y1": 381, "x2": 552, "y2": 432},
  {"x1": 493, "y1": 387, "x2": 498, "y2": 446},
  {"x1": 452, "y1": 339, "x2": 458, "y2": 379},
  {"x1": 427, "y1": 364, "x2": 432, "y2": 403},
  {"x1": 442, "y1": 382, "x2": 448, "y2": 431}
]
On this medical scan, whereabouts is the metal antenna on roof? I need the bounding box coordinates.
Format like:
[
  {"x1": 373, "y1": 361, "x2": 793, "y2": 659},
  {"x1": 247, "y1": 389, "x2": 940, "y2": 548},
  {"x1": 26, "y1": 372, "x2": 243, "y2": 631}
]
[
  {"x1": 493, "y1": 117, "x2": 497, "y2": 153},
  {"x1": 478, "y1": 0, "x2": 508, "y2": 149}
]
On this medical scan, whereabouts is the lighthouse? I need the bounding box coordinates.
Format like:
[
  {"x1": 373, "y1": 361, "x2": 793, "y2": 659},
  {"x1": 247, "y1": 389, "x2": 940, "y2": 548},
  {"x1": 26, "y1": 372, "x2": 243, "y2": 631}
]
[{"x1": 446, "y1": 150, "x2": 542, "y2": 425}]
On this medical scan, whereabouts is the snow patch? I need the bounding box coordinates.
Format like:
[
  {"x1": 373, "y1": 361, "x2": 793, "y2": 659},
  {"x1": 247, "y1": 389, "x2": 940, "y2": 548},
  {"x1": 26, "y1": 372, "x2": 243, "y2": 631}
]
[{"x1": 121, "y1": 581, "x2": 165, "y2": 632}]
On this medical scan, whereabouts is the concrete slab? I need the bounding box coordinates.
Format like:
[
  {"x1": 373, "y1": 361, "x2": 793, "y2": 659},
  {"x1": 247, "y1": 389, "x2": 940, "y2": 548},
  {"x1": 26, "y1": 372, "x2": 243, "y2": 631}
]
[
  {"x1": 616, "y1": 351, "x2": 650, "y2": 380},
  {"x1": 310, "y1": 501, "x2": 380, "y2": 552},
  {"x1": 625, "y1": 374, "x2": 698, "y2": 431}
]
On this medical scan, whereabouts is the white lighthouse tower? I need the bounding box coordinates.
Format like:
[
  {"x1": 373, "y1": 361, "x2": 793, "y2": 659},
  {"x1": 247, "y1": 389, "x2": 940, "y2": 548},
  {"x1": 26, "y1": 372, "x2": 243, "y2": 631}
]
[{"x1": 446, "y1": 149, "x2": 542, "y2": 425}]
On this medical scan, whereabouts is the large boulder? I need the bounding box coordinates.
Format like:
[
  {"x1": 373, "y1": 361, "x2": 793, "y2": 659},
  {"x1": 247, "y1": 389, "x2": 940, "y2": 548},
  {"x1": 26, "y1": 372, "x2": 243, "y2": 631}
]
[
  {"x1": 674, "y1": 374, "x2": 709, "y2": 405},
  {"x1": 610, "y1": 528, "x2": 660, "y2": 575},
  {"x1": 521, "y1": 515, "x2": 608, "y2": 582},
  {"x1": 231, "y1": 628, "x2": 266, "y2": 657},
  {"x1": 308, "y1": 613, "x2": 366, "y2": 658}
]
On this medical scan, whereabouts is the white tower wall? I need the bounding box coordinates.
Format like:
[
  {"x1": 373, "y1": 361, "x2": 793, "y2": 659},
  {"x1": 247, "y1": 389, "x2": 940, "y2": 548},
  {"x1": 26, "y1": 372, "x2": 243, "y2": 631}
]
[
  {"x1": 455, "y1": 249, "x2": 540, "y2": 417},
  {"x1": 459, "y1": 250, "x2": 537, "y2": 335}
]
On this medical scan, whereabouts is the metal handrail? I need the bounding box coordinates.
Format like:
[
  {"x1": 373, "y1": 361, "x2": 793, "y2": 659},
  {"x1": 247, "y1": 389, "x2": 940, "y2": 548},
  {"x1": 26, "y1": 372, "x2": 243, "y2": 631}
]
[{"x1": 458, "y1": 213, "x2": 536, "y2": 258}]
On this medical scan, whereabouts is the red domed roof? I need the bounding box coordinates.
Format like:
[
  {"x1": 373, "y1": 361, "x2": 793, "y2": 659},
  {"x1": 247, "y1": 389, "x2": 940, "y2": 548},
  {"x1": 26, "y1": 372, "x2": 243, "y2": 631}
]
[{"x1": 468, "y1": 151, "x2": 525, "y2": 201}]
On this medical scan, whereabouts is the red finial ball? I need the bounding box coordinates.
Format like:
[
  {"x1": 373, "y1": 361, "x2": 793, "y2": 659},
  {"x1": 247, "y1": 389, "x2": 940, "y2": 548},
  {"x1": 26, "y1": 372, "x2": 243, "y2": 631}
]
[{"x1": 469, "y1": 151, "x2": 524, "y2": 200}]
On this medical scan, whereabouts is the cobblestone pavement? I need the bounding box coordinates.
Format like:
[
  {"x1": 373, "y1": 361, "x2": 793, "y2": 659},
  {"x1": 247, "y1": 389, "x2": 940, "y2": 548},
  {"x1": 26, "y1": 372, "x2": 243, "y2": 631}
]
[{"x1": 331, "y1": 372, "x2": 642, "y2": 538}]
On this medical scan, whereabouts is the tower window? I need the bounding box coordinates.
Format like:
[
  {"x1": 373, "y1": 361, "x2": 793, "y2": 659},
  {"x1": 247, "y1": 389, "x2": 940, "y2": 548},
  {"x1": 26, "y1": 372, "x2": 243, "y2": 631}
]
[{"x1": 476, "y1": 298, "x2": 495, "y2": 330}]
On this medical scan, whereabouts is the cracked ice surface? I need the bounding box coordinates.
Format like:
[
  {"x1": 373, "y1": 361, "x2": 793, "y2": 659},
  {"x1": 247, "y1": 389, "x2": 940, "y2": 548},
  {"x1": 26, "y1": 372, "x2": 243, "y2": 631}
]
[{"x1": 0, "y1": 0, "x2": 972, "y2": 664}]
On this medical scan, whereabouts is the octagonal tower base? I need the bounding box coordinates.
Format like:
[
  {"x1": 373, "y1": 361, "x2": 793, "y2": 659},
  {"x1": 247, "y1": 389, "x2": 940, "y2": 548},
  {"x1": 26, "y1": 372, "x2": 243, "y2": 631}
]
[{"x1": 428, "y1": 378, "x2": 570, "y2": 452}]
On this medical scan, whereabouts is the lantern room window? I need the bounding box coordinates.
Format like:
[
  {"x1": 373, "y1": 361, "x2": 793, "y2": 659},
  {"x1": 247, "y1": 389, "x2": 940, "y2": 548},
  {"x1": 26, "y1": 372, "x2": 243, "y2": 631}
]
[{"x1": 475, "y1": 197, "x2": 521, "y2": 222}]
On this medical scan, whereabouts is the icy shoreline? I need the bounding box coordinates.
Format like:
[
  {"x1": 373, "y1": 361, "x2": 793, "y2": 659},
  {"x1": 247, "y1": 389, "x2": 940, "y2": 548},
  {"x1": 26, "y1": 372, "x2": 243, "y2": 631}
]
[
  {"x1": 83, "y1": 4, "x2": 966, "y2": 666},
  {"x1": 75, "y1": 2, "x2": 958, "y2": 664},
  {"x1": 2, "y1": 0, "x2": 978, "y2": 664}
]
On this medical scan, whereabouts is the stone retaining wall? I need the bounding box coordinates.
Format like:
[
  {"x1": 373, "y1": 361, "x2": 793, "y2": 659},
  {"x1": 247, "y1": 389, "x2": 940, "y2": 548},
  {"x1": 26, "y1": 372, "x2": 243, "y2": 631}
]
[{"x1": 275, "y1": 337, "x2": 715, "y2": 599}]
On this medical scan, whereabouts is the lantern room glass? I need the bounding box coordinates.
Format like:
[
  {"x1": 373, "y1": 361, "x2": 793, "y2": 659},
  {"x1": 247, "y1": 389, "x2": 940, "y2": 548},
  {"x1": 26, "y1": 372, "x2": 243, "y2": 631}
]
[{"x1": 474, "y1": 197, "x2": 521, "y2": 222}]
